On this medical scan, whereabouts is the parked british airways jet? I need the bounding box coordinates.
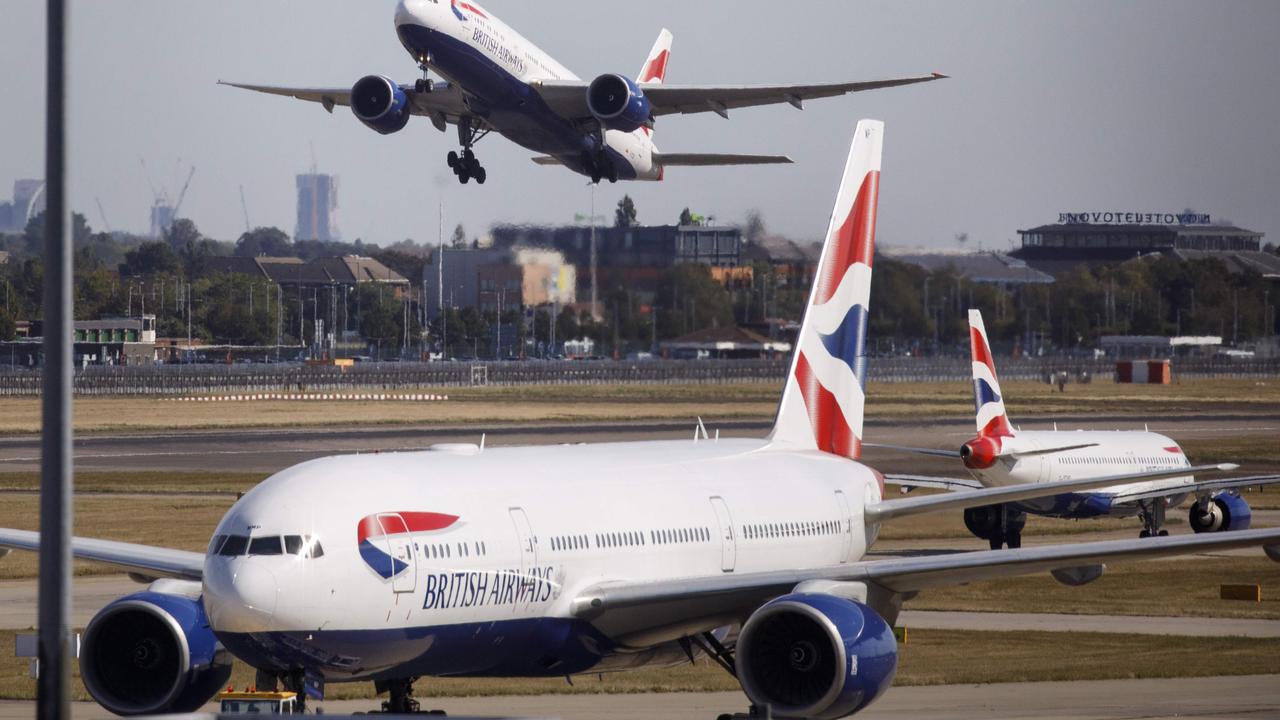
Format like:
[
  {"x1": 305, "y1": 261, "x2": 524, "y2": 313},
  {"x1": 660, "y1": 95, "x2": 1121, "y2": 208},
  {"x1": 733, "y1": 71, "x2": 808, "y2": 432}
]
[
  {"x1": 875, "y1": 309, "x2": 1280, "y2": 549},
  {"x1": 4, "y1": 123, "x2": 1279, "y2": 720},
  {"x1": 220, "y1": 0, "x2": 944, "y2": 185}
]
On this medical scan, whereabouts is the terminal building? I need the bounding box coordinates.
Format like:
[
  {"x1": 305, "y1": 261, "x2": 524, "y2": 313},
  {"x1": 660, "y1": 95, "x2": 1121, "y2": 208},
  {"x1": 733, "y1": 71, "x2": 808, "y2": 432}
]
[{"x1": 1013, "y1": 210, "x2": 1275, "y2": 277}]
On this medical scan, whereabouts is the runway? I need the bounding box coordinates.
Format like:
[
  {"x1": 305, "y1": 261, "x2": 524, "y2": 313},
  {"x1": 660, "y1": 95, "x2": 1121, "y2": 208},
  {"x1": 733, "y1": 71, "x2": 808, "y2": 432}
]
[
  {"x1": 0, "y1": 414, "x2": 1274, "y2": 474},
  {"x1": 0, "y1": 674, "x2": 1276, "y2": 719}
]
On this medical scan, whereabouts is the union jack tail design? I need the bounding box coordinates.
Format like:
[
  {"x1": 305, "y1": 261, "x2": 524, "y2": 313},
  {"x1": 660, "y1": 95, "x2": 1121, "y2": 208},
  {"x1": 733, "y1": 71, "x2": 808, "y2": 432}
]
[
  {"x1": 968, "y1": 309, "x2": 1014, "y2": 438},
  {"x1": 638, "y1": 29, "x2": 673, "y2": 85},
  {"x1": 769, "y1": 120, "x2": 882, "y2": 459}
]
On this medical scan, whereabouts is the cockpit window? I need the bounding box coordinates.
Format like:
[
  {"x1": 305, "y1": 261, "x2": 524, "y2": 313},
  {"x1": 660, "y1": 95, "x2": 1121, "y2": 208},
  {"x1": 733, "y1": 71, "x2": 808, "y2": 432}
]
[
  {"x1": 219, "y1": 535, "x2": 249, "y2": 556},
  {"x1": 209, "y1": 535, "x2": 227, "y2": 554},
  {"x1": 303, "y1": 536, "x2": 325, "y2": 559},
  {"x1": 284, "y1": 535, "x2": 303, "y2": 555},
  {"x1": 248, "y1": 536, "x2": 283, "y2": 556}
]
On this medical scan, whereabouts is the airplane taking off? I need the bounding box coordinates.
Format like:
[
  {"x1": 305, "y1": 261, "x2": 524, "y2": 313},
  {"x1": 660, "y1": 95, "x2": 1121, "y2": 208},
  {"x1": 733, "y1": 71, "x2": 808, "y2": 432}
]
[
  {"x1": 220, "y1": 0, "x2": 945, "y2": 185},
  {"x1": 4, "y1": 123, "x2": 1280, "y2": 720},
  {"x1": 874, "y1": 309, "x2": 1280, "y2": 549}
]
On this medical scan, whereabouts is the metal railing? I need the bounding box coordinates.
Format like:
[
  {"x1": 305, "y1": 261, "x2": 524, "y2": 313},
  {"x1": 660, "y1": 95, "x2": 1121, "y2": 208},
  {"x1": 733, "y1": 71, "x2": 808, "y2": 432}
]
[{"x1": 0, "y1": 357, "x2": 1275, "y2": 396}]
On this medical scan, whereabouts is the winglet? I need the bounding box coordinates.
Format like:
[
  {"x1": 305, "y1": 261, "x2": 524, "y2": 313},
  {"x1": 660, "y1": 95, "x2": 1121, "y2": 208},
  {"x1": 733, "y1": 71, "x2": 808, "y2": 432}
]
[{"x1": 769, "y1": 120, "x2": 883, "y2": 459}]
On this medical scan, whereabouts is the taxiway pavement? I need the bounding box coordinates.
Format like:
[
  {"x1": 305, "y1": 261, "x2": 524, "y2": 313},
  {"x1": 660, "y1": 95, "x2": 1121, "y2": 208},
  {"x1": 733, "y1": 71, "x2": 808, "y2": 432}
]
[{"x1": 0, "y1": 674, "x2": 1276, "y2": 719}]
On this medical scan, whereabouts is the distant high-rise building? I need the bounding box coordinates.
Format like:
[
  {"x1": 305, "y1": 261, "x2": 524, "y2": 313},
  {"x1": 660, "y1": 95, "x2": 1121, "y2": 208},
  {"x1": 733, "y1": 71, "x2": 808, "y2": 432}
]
[
  {"x1": 0, "y1": 180, "x2": 45, "y2": 232},
  {"x1": 296, "y1": 174, "x2": 338, "y2": 242}
]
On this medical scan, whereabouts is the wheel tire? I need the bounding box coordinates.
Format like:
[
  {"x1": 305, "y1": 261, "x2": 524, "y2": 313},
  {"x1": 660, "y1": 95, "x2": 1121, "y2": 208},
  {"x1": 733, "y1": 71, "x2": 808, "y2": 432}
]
[
  {"x1": 988, "y1": 535, "x2": 1004, "y2": 551},
  {"x1": 1006, "y1": 532, "x2": 1022, "y2": 549},
  {"x1": 590, "y1": 172, "x2": 602, "y2": 184},
  {"x1": 447, "y1": 151, "x2": 458, "y2": 168},
  {"x1": 1158, "y1": 529, "x2": 1169, "y2": 537},
  {"x1": 458, "y1": 172, "x2": 470, "y2": 185},
  {"x1": 1139, "y1": 530, "x2": 1151, "y2": 538},
  {"x1": 474, "y1": 166, "x2": 487, "y2": 185},
  {"x1": 463, "y1": 149, "x2": 475, "y2": 162}
]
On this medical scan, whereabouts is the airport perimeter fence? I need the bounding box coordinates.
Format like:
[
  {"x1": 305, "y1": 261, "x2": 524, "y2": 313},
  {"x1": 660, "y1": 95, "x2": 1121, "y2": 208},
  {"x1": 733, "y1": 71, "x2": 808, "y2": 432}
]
[{"x1": 0, "y1": 357, "x2": 1274, "y2": 397}]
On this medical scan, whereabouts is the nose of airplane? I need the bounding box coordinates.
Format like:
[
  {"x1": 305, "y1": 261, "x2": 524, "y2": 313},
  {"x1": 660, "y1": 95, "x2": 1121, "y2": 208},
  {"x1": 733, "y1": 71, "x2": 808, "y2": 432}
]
[
  {"x1": 395, "y1": 0, "x2": 433, "y2": 28},
  {"x1": 203, "y1": 558, "x2": 279, "y2": 634}
]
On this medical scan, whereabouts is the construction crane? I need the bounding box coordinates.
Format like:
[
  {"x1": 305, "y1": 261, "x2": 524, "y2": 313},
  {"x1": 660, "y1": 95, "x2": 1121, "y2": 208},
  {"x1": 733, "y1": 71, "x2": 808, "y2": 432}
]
[
  {"x1": 95, "y1": 197, "x2": 113, "y2": 234},
  {"x1": 171, "y1": 166, "x2": 196, "y2": 221},
  {"x1": 239, "y1": 185, "x2": 252, "y2": 233}
]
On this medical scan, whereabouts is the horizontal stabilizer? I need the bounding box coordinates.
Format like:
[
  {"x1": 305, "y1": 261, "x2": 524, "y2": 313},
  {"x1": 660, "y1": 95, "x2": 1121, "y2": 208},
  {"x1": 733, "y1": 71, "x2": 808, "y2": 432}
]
[
  {"x1": 864, "y1": 442, "x2": 961, "y2": 459},
  {"x1": 865, "y1": 463, "x2": 1238, "y2": 524},
  {"x1": 652, "y1": 152, "x2": 793, "y2": 167}
]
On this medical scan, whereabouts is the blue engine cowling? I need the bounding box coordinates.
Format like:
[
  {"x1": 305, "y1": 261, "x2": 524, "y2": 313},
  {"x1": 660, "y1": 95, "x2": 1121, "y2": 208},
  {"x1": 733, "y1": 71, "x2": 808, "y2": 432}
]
[
  {"x1": 736, "y1": 593, "x2": 897, "y2": 719},
  {"x1": 1189, "y1": 493, "x2": 1251, "y2": 533},
  {"x1": 350, "y1": 75, "x2": 412, "y2": 135},
  {"x1": 586, "y1": 74, "x2": 652, "y2": 133},
  {"x1": 80, "y1": 591, "x2": 231, "y2": 716}
]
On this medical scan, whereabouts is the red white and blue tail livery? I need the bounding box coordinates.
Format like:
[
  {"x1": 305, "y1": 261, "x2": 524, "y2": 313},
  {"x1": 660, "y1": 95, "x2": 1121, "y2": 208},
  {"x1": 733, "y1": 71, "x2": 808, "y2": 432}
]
[
  {"x1": 969, "y1": 309, "x2": 1013, "y2": 439},
  {"x1": 771, "y1": 120, "x2": 881, "y2": 460}
]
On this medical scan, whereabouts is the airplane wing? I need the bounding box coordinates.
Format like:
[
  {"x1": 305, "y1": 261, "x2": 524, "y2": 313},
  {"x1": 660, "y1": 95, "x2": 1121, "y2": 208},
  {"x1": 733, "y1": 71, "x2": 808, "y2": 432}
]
[
  {"x1": 217, "y1": 80, "x2": 472, "y2": 131},
  {"x1": 0, "y1": 529, "x2": 204, "y2": 581},
  {"x1": 571, "y1": 527, "x2": 1280, "y2": 640},
  {"x1": 531, "y1": 73, "x2": 946, "y2": 121},
  {"x1": 864, "y1": 441, "x2": 1101, "y2": 460},
  {"x1": 652, "y1": 152, "x2": 792, "y2": 166},
  {"x1": 1105, "y1": 474, "x2": 1280, "y2": 505},
  {"x1": 883, "y1": 473, "x2": 983, "y2": 492},
  {"x1": 865, "y1": 463, "x2": 1237, "y2": 524}
]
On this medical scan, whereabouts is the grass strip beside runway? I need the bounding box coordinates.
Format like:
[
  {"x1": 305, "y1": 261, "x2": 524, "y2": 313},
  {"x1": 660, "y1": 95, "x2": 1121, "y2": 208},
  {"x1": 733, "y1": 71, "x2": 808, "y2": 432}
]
[
  {"x1": 0, "y1": 379, "x2": 1275, "y2": 434},
  {"x1": 0, "y1": 629, "x2": 1275, "y2": 702}
]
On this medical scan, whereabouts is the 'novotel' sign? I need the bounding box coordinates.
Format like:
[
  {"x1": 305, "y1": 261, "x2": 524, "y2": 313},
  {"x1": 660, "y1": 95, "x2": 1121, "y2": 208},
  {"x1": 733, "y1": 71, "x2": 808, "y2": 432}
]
[{"x1": 1058, "y1": 211, "x2": 1212, "y2": 225}]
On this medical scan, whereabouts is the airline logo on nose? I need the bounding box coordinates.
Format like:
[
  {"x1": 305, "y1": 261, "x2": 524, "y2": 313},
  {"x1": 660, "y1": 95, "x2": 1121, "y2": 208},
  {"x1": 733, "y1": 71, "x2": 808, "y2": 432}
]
[
  {"x1": 357, "y1": 512, "x2": 458, "y2": 579},
  {"x1": 451, "y1": 0, "x2": 487, "y2": 22}
]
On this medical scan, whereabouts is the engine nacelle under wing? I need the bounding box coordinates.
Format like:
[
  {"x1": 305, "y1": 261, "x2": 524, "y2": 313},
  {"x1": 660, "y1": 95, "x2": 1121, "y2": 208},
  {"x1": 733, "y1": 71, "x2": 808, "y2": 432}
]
[
  {"x1": 1190, "y1": 494, "x2": 1252, "y2": 533},
  {"x1": 80, "y1": 591, "x2": 231, "y2": 716},
  {"x1": 586, "y1": 74, "x2": 652, "y2": 133},
  {"x1": 350, "y1": 75, "x2": 412, "y2": 135},
  {"x1": 736, "y1": 593, "x2": 897, "y2": 719}
]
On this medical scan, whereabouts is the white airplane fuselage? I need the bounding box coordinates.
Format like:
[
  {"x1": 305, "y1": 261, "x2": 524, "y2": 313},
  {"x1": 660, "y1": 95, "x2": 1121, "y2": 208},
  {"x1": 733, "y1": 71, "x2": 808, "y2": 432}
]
[
  {"x1": 968, "y1": 431, "x2": 1193, "y2": 518},
  {"x1": 394, "y1": 0, "x2": 663, "y2": 180},
  {"x1": 203, "y1": 439, "x2": 883, "y2": 682}
]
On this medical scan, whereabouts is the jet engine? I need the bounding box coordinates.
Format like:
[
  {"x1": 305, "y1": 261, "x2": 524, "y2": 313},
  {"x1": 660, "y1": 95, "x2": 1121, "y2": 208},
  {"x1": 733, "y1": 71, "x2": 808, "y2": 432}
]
[
  {"x1": 351, "y1": 75, "x2": 412, "y2": 135},
  {"x1": 586, "y1": 74, "x2": 652, "y2": 133},
  {"x1": 80, "y1": 590, "x2": 231, "y2": 716},
  {"x1": 960, "y1": 435, "x2": 1001, "y2": 470},
  {"x1": 1189, "y1": 493, "x2": 1252, "y2": 533},
  {"x1": 736, "y1": 593, "x2": 897, "y2": 719}
]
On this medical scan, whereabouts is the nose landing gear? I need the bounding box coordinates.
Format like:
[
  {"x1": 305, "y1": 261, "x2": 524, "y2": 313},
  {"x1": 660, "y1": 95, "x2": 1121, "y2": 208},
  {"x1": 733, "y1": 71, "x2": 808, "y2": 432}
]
[{"x1": 414, "y1": 55, "x2": 435, "y2": 94}]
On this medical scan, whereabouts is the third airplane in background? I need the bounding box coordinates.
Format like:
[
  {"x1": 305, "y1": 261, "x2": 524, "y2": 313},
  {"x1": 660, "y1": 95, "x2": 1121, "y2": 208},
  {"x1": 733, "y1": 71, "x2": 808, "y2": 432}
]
[
  {"x1": 875, "y1": 309, "x2": 1280, "y2": 548},
  {"x1": 221, "y1": 0, "x2": 944, "y2": 185}
]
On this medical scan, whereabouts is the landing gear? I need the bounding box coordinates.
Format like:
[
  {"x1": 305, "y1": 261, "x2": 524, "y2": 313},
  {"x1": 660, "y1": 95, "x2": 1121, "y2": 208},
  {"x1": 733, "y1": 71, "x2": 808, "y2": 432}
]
[
  {"x1": 1137, "y1": 499, "x2": 1169, "y2": 538},
  {"x1": 964, "y1": 504, "x2": 1025, "y2": 549},
  {"x1": 582, "y1": 149, "x2": 618, "y2": 184},
  {"x1": 449, "y1": 118, "x2": 489, "y2": 184},
  {"x1": 414, "y1": 55, "x2": 435, "y2": 94},
  {"x1": 376, "y1": 677, "x2": 441, "y2": 714}
]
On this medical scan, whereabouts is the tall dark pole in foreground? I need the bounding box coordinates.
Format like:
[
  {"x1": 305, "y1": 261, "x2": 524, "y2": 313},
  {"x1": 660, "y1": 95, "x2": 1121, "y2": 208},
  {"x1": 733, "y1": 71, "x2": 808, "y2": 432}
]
[{"x1": 38, "y1": 0, "x2": 73, "y2": 718}]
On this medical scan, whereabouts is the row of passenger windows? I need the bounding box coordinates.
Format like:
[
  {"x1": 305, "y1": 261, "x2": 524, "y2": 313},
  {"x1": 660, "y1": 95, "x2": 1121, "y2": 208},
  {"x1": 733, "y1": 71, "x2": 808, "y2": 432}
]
[
  {"x1": 744, "y1": 519, "x2": 843, "y2": 541},
  {"x1": 1061, "y1": 456, "x2": 1182, "y2": 466},
  {"x1": 212, "y1": 534, "x2": 324, "y2": 558},
  {"x1": 548, "y1": 527, "x2": 712, "y2": 552},
  {"x1": 417, "y1": 541, "x2": 487, "y2": 559}
]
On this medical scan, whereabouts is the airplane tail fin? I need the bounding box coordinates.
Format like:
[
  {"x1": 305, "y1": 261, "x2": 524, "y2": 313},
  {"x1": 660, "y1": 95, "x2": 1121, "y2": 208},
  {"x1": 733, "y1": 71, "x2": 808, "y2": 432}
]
[
  {"x1": 968, "y1": 309, "x2": 1015, "y2": 438},
  {"x1": 768, "y1": 120, "x2": 883, "y2": 459},
  {"x1": 639, "y1": 29, "x2": 673, "y2": 84}
]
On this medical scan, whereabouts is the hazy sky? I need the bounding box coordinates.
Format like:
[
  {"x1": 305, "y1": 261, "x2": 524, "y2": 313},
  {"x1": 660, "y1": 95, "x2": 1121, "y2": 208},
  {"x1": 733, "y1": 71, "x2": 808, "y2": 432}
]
[{"x1": 2, "y1": 1, "x2": 1278, "y2": 251}]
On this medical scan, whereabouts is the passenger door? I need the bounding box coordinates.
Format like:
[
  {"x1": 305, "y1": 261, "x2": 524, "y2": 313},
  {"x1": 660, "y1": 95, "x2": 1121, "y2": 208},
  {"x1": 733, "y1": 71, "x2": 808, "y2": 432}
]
[
  {"x1": 709, "y1": 496, "x2": 736, "y2": 573},
  {"x1": 509, "y1": 507, "x2": 538, "y2": 610},
  {"x1": 376, "y1": 513, "x2": 417, "y2": 595}
]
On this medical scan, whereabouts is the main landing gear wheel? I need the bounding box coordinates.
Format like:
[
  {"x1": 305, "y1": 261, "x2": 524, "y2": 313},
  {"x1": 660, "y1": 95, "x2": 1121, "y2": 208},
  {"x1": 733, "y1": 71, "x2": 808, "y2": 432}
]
[
  {"x1": 1137, "y1": 499, "x2": 1168, "y2": 538},
  {"x1": 450, "y1": 119, "x2": 489, "y2": 185}
]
